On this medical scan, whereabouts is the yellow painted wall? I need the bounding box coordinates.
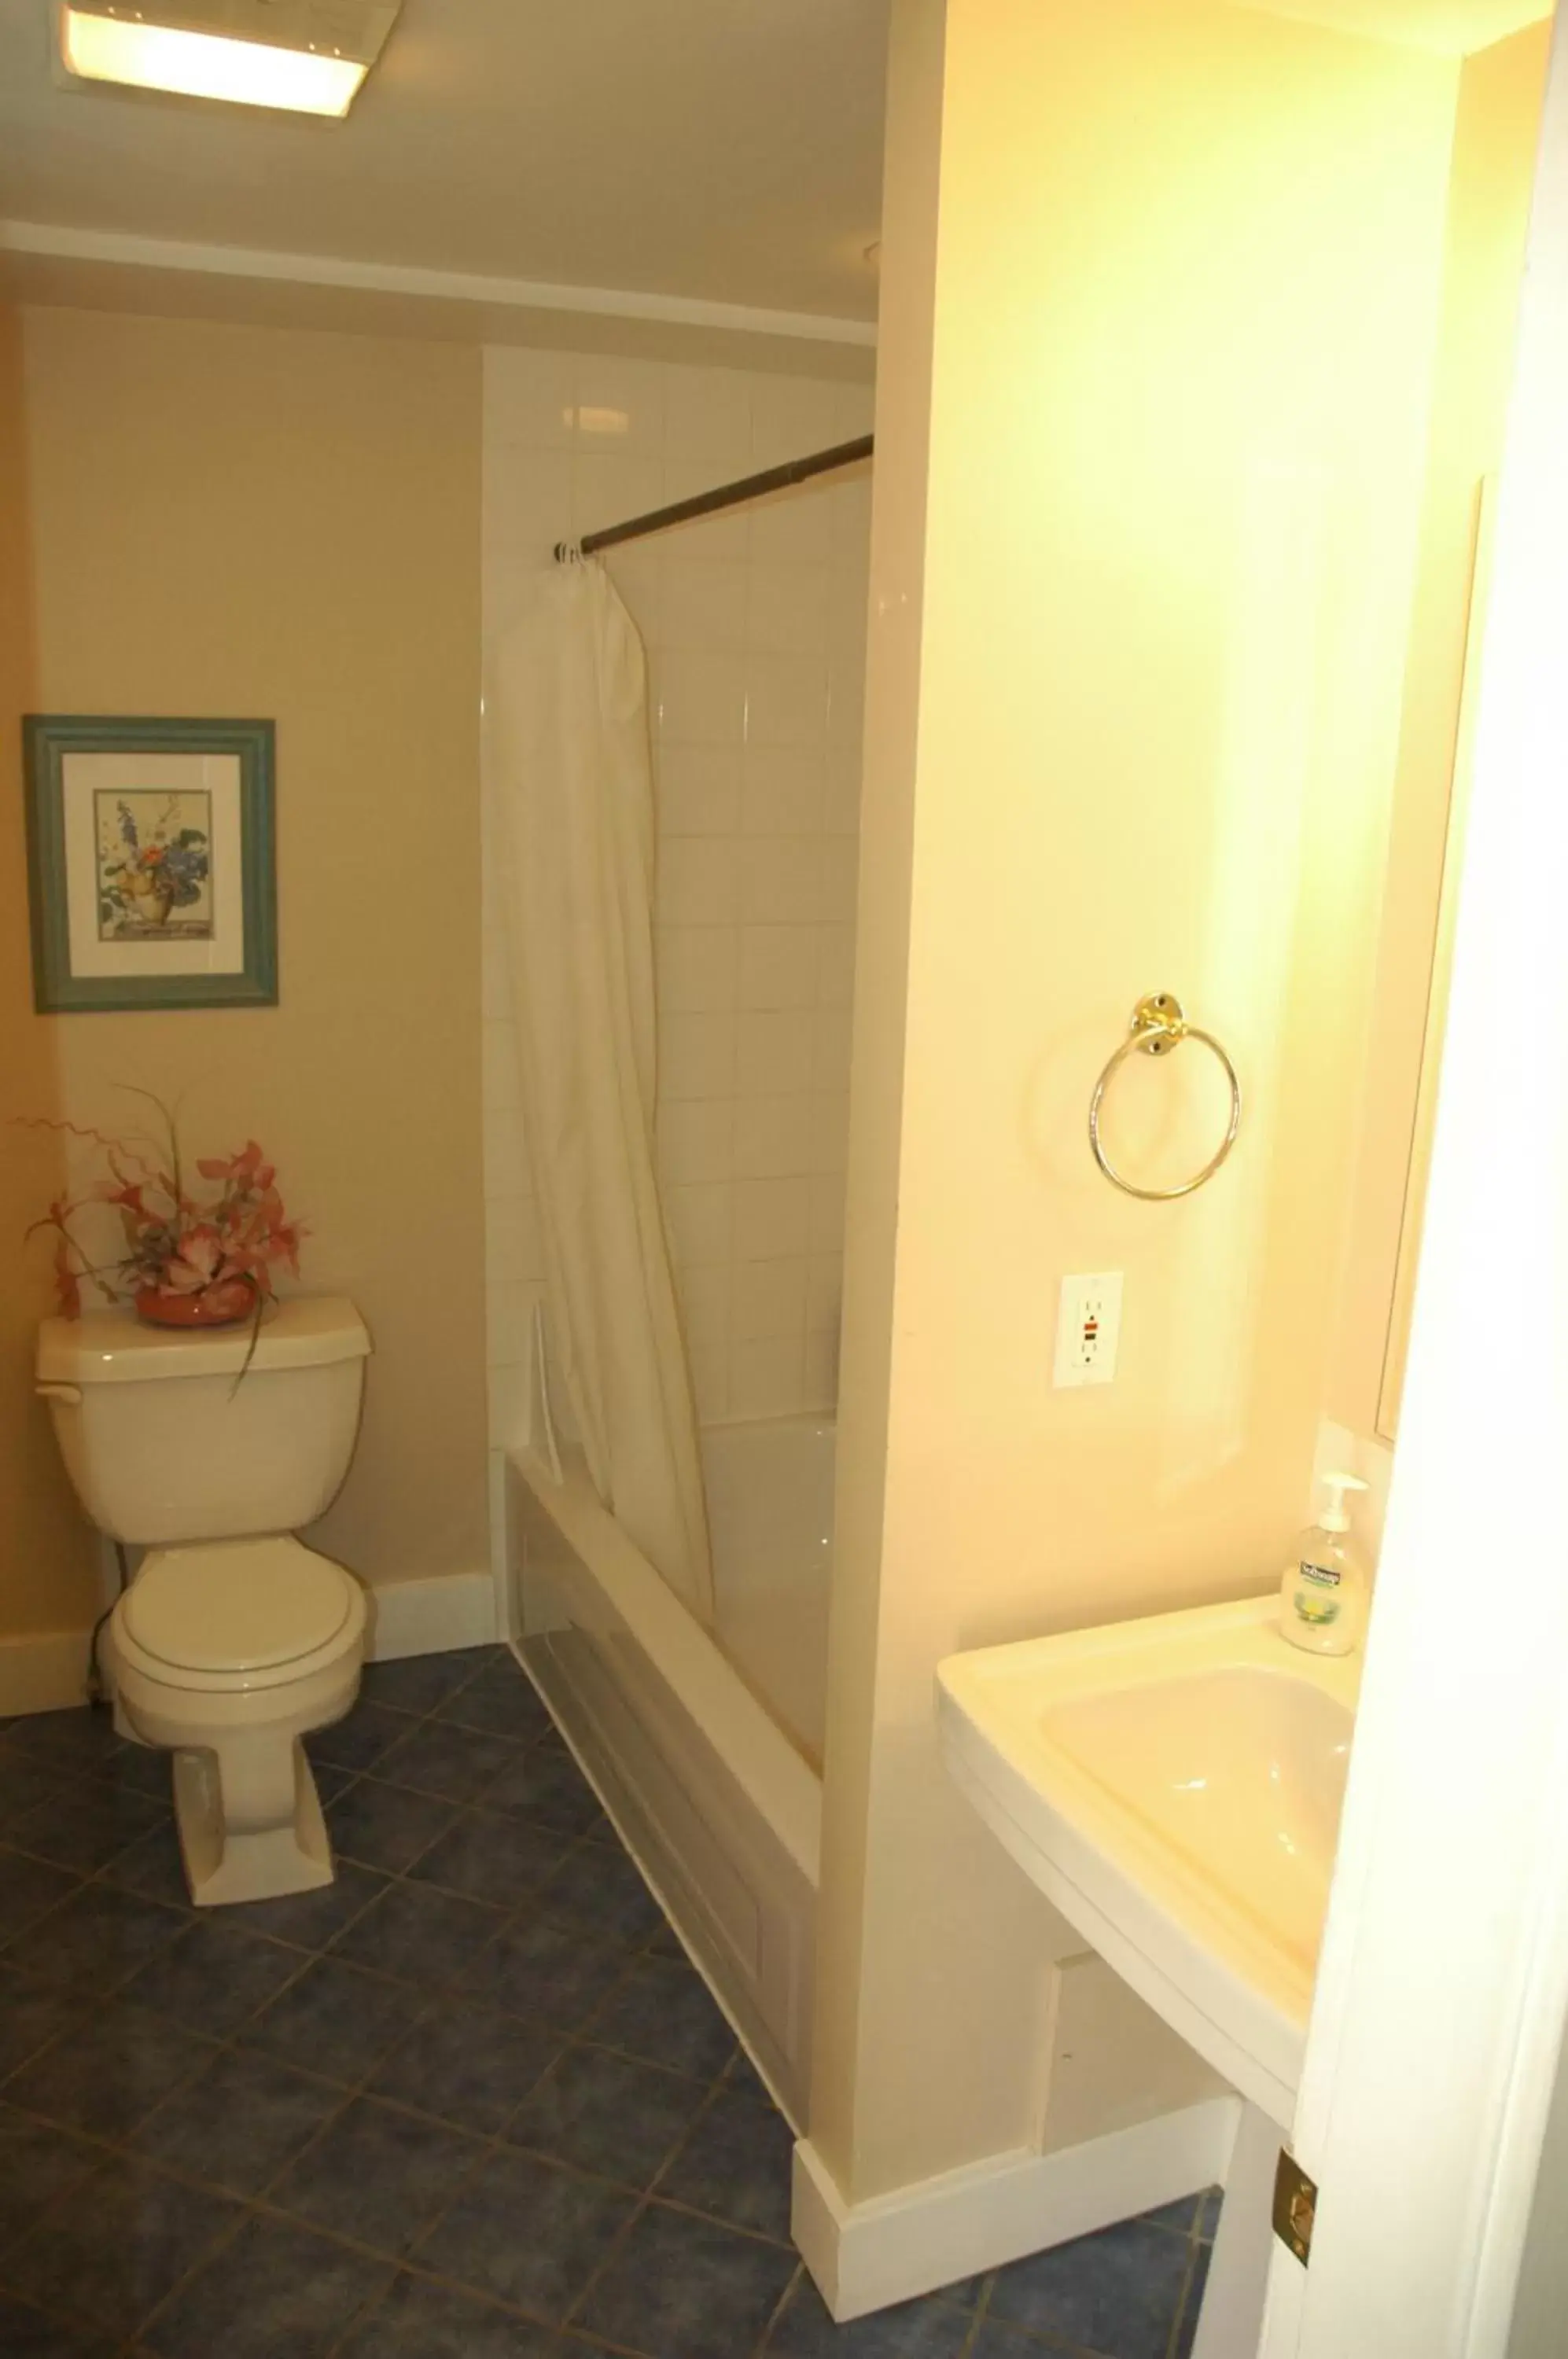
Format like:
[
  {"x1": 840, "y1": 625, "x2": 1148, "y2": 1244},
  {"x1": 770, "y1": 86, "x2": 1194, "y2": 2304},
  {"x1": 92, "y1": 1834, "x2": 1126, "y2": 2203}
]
[
  {"x1": 1331, "y1": 17, "x2": 1551, "y2": 1438},
  {"x1": 6, "y1": 308, "x2": 488, "y2": 1622},
  {"x1": 0, "y1": 304, "x2": 101, "y2": 1642},
  {"x1": 816, "y1": 0, "x2": 1460, "y2": 2199}
]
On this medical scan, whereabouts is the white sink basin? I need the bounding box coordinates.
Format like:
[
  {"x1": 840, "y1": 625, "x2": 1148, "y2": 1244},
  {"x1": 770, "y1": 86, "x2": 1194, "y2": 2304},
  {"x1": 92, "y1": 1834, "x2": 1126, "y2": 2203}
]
[{"x1": 937, "y1": 1595, "x2": 1359, "y2": 2125}]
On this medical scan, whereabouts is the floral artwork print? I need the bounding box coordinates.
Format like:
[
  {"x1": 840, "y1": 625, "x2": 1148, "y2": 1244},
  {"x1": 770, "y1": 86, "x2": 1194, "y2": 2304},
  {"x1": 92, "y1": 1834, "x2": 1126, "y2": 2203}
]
[
  {"x1": 95, "y1": 790, "x2": 213, "y2": 941},
  {"x1": 25, "y1": 717, "x2": 275, "y2": 1011}
]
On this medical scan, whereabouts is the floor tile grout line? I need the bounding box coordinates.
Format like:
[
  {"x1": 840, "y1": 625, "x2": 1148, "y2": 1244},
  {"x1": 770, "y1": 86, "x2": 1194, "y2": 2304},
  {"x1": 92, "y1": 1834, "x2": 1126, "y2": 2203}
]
[
  {"x1": 554, "y1": 2040, "x2": 776, "y2": 2344},
  {"x1": 4, "y1": 2051, "x2": 769, "y2": 2357},
  {"x1": 29, "y1": 1691, "x2": 765, "y2": 2352},
  {"x1": 1, "y1": 1888, "x2": 739, "y2": 2184},
  {"x1": 118, "y1": 2180, "x2": 271, "y2": 2358},
  {"x1": 0, "y1": 1674, "x2": 592, "y2": 2352},
  {"x1": 350, "y1": 2014, "x2": 606, "y2": 2330},
  {"x1": 750, "y1": 2258, "x2": 807, "y2": 2357},
  {"x1": 4, "y1": 1762, "x2": 638, "y2": 2055},
  {"x1": 557, "y1": 2185, "x2": 660, "y2": 2339},
  {"x1": 0, "y1": 1644, "x2": 504, "y2": 1833},
  {"x1": 384, "y1": 2011, "x2": 778, "y2": 2335},
  {"x1": 71, "y1": 1922, "x2": 760, "y2": 2341},
  {"x1": 975, "y1": 2287, "x2": 1186, "y2": 2358},
  {"x1": 2, "y1": 1703, "x2": 638, "y2": 1995},
  {"x1": 6, "y1": 1708, "x2": 740, "y2": 2161},
  {"x1": 3, "y1": 2037, "x2": 879, "y2": 2359},
  {"x1": 0, "y1": 1655, "x2": 502, "y2": 1954},
  {"x1": 0, "y1": 1891, "x2": 385, "y2": 2347},
  {"x1": 962, "y1": 2266, "x2": 999, "y2": 2355},
  {"x1": 299, "y1": 1673, "x2": 650, "y2": 1947},
  {"x1": 1165, "y1": 2228, "x2": 1209, "y2": 2359},
  {"x1": 960, "y1": 2208, "x2": 1209, "y2": 2359},
  {"x1": 4, "y1": 1657, "x2": 1018, "y2": 2357},
  {"x1": 0, "y1": 1652, "x2": 543, "y2": 2347}
]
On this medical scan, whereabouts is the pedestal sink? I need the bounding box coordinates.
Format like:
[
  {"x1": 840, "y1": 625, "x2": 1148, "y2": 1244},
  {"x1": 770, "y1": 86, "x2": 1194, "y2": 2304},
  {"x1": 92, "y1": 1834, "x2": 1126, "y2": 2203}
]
[{"x1": 937, "y1": 1595, "x2": 1360, "y2": 2357}]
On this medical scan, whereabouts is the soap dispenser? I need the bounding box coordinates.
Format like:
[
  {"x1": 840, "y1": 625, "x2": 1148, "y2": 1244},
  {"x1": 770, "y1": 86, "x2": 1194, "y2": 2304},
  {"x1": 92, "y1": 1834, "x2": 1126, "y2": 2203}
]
[{"x1": 1281, "y1": 1471, "x2": 1370, "y2": 1658}]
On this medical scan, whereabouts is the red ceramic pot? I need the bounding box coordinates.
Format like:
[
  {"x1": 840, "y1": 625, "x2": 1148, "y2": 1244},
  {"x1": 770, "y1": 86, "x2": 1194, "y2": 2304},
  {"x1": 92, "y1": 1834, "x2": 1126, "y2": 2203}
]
[{"x1": 134, "y1": 1279, "x2": 257, "y2": 1330}]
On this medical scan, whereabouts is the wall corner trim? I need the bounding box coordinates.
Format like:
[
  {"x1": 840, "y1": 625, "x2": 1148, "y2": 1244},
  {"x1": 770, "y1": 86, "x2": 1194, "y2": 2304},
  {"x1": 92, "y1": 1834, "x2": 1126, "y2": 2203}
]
[
  {"x1": 0, "y1": 220, "x2": 879, "y2": 351},
  {"x1": 791, "y1": 2096, "x2": 1241, "y2": 2323}
]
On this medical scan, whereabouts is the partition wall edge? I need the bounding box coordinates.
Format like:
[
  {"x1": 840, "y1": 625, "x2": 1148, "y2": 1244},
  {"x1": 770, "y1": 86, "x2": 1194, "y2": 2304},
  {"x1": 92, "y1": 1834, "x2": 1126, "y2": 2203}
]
[
  {"x1": 804, "y1": 0, "x2": 1467, "y2": 2317},
  {"x1": 1259, "y1": 6, "x2": 1568, "y2": 2351},
  {"x1": 804, "y1": 0, "x2": 948, "y2": 2207}
]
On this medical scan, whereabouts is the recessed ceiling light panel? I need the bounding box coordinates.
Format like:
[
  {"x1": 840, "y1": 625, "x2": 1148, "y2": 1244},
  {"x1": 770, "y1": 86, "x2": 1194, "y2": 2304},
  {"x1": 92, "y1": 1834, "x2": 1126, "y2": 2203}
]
[{"x1": 56, "y1": 0, "x2": 403, "y2": 120}]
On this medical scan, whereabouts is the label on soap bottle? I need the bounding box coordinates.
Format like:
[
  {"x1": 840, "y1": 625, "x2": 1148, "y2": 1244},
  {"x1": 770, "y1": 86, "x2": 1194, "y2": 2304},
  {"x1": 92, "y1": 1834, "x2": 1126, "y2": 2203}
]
[{"x1": 1296, "y1": 1559, "x2": 1341, "y2": 1625}]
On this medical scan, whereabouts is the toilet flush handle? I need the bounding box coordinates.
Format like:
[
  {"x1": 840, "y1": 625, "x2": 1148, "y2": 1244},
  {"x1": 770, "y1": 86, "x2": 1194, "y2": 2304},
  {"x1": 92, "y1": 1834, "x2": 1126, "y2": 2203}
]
[{"x1": 35, "y1": 1382, "x2": 83, "y2": 1405}]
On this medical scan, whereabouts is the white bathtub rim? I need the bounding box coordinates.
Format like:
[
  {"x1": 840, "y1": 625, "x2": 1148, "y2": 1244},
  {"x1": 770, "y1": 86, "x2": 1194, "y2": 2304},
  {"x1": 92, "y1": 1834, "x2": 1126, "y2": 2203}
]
[{"x1": 513, "y1": 1444, "x2": 822, "y2": 1885}]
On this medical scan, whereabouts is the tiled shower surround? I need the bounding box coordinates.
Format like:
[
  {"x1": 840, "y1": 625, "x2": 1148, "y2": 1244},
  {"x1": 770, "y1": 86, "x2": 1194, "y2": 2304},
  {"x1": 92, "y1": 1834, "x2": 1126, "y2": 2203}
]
[{"x1": 480, "y1": 348, "x2": 873, "y2": 1444}]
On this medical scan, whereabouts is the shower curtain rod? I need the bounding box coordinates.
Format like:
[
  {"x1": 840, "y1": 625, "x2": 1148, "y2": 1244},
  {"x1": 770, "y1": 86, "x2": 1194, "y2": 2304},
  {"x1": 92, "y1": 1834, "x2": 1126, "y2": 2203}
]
[{"x1": 554, "y1": 432, "x2": 874, "y2": 561}]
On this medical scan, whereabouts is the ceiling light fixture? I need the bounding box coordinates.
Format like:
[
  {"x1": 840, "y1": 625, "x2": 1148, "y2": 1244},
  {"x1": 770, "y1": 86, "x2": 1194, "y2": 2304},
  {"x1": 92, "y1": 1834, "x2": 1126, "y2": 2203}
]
[{"x1": 56, "y1": 1, "x2": 403, "y2": 120}]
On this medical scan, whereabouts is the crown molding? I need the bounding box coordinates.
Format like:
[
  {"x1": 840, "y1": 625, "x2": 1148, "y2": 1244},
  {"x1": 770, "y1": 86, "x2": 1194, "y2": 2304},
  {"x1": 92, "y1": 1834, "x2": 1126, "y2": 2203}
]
[{"x1": 0, "y1": 219, "x2": 878, "y2": 348}]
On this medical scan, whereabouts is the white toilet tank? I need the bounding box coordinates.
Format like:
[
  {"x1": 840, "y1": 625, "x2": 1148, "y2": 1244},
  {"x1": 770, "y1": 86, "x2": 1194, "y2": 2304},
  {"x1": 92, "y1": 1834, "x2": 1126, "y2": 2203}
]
[{"x1": 37, "y1": 1296, "x2": 371, "y2": 1546}]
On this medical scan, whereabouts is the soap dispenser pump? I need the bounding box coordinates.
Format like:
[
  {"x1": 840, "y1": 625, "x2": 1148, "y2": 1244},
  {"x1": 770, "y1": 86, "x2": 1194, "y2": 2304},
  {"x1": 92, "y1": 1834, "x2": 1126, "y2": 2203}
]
[{"x1": 1281, "y1": 1471, "x2": 1370, "y2": 1658}]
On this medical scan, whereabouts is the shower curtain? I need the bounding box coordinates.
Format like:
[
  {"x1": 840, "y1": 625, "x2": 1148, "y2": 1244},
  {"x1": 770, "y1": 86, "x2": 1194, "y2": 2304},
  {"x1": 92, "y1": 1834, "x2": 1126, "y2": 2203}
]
[{"x1": 488, "y1": 560, "x2": 715, "y2": 1625}]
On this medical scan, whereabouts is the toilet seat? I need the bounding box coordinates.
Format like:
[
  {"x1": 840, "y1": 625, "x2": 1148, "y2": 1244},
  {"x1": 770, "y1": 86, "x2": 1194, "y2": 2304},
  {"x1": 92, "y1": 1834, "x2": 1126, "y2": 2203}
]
[{"x1": 116, "y1": 1538, "x2": 365, "y2": 1695}]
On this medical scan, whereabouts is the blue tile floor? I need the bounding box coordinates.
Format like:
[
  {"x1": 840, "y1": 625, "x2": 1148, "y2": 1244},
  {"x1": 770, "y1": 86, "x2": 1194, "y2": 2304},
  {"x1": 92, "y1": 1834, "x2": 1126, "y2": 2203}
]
[{"x1": 0, "y1": 1644, "x2": 1217, "y2": 2357}]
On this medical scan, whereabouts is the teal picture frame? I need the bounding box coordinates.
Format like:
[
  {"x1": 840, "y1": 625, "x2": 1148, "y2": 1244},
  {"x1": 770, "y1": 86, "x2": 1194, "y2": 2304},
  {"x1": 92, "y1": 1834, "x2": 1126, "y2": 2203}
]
[{"x1": 23, "y1": 713, "x2": 278, "y2": 1014}]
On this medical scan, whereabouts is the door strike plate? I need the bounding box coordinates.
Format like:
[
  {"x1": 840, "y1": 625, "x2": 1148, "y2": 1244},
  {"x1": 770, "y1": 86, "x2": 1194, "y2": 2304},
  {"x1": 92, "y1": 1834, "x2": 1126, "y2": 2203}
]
[{"x1": 1272, "y1": 2149, "x2": 1317, "y2": 2265}]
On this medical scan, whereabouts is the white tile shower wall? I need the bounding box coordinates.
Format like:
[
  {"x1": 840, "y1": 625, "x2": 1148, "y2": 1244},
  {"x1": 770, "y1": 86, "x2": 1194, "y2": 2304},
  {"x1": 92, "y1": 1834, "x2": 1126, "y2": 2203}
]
[{"x1": 480, "y1": 348, "x2": 871, "y2": 1444}]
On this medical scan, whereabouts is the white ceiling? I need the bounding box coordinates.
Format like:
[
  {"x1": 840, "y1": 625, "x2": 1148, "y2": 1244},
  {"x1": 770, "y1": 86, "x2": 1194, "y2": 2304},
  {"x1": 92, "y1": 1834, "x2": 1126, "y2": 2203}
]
[
  {"x1": 0, "y1": 0, "x2": 889, "y2": 327},
  {"x1": 0, "y1": 0, "x2": 1551, "y2": 364}
]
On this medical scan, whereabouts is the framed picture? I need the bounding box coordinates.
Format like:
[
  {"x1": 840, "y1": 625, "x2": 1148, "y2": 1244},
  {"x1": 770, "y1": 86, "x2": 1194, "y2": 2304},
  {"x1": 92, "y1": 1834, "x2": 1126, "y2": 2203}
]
[{"x1": 23, "y1": 714, "x2": 277, "y2": 1014}]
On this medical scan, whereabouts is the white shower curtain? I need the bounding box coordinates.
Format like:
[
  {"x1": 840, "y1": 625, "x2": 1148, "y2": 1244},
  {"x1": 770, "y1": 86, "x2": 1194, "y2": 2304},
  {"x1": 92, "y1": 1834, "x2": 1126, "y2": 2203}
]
[{"x1": 488, "y1": 560, "x2": 714, "y2": 1625}]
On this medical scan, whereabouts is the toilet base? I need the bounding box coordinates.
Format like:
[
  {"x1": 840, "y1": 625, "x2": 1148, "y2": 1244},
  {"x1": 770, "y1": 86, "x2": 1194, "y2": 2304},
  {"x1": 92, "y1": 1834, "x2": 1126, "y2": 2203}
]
[
  {"x1": 172, "y1": 1741, "x2": 334, "y2": 1908},
  {"x1": 108, "y1": 1542, "x2": 366, "y2": 1912}
]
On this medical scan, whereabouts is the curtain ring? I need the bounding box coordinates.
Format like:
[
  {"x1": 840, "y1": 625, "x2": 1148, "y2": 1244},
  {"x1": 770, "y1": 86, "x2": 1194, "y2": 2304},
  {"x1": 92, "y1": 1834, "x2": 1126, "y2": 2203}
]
[{"x1": 1088, "y1": 993, "x2": 1242, "y2": 1202}]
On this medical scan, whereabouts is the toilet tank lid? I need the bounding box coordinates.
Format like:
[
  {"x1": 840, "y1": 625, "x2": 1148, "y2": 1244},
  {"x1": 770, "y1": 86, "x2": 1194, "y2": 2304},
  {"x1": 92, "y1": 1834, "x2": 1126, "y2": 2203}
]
[{"x1": 37, "y1": 1295, "x2": 371, "y2": 1386}]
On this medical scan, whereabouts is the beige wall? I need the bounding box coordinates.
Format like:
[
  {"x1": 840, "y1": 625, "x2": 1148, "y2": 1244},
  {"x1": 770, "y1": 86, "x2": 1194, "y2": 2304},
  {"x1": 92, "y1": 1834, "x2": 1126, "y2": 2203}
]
[
  {"x1": 1330, "y1": 17, "x2": 1551, "y2": 1440},
  {"x1": 5, "y1": 308, "x2": 488, "y2": 1622},
  {"x1": 0, "y1": 304, "x2": 101, "y2": 1640},
  {"x1": 815, "y1": 0, "x2": 1461, "y2": 2200}
]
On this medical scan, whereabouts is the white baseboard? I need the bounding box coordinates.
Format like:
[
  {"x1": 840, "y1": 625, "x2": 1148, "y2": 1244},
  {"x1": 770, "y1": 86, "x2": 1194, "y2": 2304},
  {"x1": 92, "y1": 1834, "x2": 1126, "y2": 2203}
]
[
  {"x1": 793, "y1": 2096, "x2": 1241, "y2": 2323},
  {"x1": 0, "y1": 1628, "x2": 96, "y2": 1719},
  {"x1": 364, "y1": 1568, "x2": 499, "y2": 1662},
  {"x1": 0, "y1": 1566, "x2": 498, "y2": 1719}
]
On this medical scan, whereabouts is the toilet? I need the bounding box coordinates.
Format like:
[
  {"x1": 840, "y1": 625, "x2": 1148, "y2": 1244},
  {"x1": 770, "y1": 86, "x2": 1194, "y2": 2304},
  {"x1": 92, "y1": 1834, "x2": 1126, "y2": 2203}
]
[{"x1": 36, "y1": 1295, "x2": 372, "y2": 1907}]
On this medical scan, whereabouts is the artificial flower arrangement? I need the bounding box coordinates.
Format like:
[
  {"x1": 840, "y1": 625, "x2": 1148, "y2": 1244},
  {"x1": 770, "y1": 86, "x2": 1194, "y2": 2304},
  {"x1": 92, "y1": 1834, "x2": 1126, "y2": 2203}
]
[{"x1": 25, "y1": 1096, "x2": 303, "y2": 1342}]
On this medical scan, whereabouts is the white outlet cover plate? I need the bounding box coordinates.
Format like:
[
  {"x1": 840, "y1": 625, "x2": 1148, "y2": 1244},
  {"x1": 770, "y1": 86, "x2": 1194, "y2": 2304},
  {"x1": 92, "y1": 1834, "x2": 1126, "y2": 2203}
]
[{"x1": 1054, "y1": 1271, "x2": 1123, "y2": 1389}]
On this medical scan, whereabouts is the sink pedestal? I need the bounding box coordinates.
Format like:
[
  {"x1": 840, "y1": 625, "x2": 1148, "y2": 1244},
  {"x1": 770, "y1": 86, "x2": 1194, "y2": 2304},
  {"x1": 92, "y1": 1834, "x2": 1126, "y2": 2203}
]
[
  {"x1": 937, "y1": 1596, "x2": 1355, "y2": 2358},
  {"x1": 1192, "y1": 2101, "x2": 1279, "y2": 2359}
]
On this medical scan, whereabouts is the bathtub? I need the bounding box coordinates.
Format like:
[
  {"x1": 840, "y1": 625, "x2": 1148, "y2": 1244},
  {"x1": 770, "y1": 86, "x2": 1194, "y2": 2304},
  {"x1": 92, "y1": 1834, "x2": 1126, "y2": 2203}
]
[{"x1": 506, "y1": 1416, "x2": 832, "y2": 2126}]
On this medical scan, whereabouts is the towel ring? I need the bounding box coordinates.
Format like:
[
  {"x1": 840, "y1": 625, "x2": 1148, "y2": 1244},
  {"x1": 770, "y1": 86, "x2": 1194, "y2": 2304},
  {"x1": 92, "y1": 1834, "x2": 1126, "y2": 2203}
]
[{"x1": 1088, "y1": 992, "x2": 1241, "y2": 1202}]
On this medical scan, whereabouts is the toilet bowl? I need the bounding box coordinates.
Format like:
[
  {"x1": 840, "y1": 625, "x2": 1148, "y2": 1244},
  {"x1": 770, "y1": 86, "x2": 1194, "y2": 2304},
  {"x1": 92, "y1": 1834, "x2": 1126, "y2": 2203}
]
[
  {"x1": 112, "y1": 1535, "x2": 366, "y2": 1905},
  {"x1": 37, "y1": 1296, "x2": 372, "y2": 1907}
]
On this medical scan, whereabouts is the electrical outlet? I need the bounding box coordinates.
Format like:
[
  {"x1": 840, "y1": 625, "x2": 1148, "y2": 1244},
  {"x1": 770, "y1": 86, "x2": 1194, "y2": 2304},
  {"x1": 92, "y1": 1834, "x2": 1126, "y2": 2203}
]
[{"x1": 1053, "y1": 1272, "x2": 1123, "y2": 1388}]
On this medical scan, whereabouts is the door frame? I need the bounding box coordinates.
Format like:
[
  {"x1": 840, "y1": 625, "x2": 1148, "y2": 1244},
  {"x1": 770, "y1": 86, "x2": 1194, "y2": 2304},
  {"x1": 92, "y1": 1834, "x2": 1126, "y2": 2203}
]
[{"x1": 1259, "y1": 12, "x2": 1568, "y2": 2353}]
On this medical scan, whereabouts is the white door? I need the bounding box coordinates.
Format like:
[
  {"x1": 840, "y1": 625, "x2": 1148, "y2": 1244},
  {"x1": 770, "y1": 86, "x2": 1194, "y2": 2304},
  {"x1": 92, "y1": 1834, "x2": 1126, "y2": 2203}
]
[{"x1": 1258, "y1": 13, "x2": 1568, "y2": 2355}]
